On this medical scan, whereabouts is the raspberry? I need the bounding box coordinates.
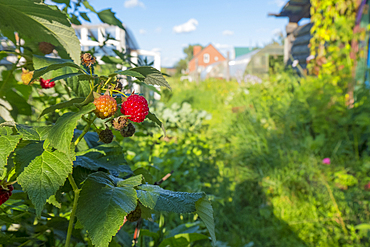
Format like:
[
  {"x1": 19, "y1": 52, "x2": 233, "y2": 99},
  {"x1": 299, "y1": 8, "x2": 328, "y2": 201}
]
[
  {"x1": 0, "y1": 184, "x2": 13, "y2": 206},
  {"x1": 127, "y1": 204, "x2": 141, "y2": 222},
  {"x1": 38, "y1": 42, "x2": 55, "y2": 55},
  {"x1": 99, "y1": 128, "x2": 114, "y2": 144},
  {"x1": 81, "y1": 53, "x2": 96, "y2": 67},
  {"x1": 112, "y1": 116, "x2": 128, "y2": 130},
  {"x1": 120, "y1": 123, "x2": 135, "y2": 137},
  {"x1": 93, "y1": 95, "x2": 117, "y2": 119},
  {"x1": 40, "y1": 78, "x2": 55, "y2": 89},
  {"x1": 120, "y1": 94, "x2": 149, "y2": 123}
]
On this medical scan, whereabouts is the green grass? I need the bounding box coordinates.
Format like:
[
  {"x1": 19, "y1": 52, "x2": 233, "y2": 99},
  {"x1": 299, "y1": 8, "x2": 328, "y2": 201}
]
[{"x1": 149, "y1": 71, "x2": 370, "y2": 246}]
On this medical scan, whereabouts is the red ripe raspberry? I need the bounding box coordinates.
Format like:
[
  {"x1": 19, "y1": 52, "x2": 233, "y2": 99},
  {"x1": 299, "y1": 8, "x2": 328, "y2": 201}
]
[
  {"x1": 120, "y1": 94, "x2": 149, "y2": 123},
  {"x1": 0, "y1": 184, "x2": 13, "y2": 206},
  {"x1": 94, "y1": 95, "x2": 117, "y2": 119},
  {"x1": 40, "y1": 78, "x2": 55, "y2": 89}
]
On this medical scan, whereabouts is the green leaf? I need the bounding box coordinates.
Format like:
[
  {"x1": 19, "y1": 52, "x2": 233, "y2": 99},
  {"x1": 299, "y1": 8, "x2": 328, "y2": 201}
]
[
  {"x1": 32, "y1": 62, "x2": 85, "y2": 81},
  {"x1": 74, "y1": 143, "x2": 132, "y2": 175},
  {"x1": 195, "y1": 198, "x2": 216, "y2": 246},
  {"x1": 0, "y1": 127, "x2": 21, "y2": 175},
  {"x1": 147, "y1": 112, "x2": 166, "y2": 136},
  {"x1": 127, "y1": 66, "x2": 171, "y2": 90},
  {"x1": 97, "y1": 9, "x2": 125, "y2": 30},
  {"x1": 50, "y1": 72, "x2": 92, "y2": 82},
  {"x1": 14, "y1": 140, "x2": 44, "y2": 176},
  {"x1": 76, "y1": 172, "x2": 137, "y2": 247},
  {"x1": 80, "y1": 12, "x2": 90, "y2": 22},
  {"x1": 133, "y1": 167, "x2": 153, "y2": 184},
  {"x1": 114, "y1": 70, "x2": 145, "y2": 78},
  {"x1": 117, "y1": 174, "x2": 143, "y2": 187},
  {"x1": 101, "y1": 56, "x2": 125, "y2": 65},
  {"x1": 0, "y1": 0, "x2": 81, "y2": 65},
  {"x1": 355, "y1": 224, "x2": 370, "y2": 230},
  {"x1": 46, "y1": 103, "x2": 95, "y2": 153},
  {"x1": 18, "y1": 149, "x2": 74, "y2": 216},
  {"x1": 33, "y1": 56, "x2": 90, "y2": 97},
  {"x1": 137, "y1": 184, "x2": 205, "y2": 213},
  {"x1": 82, "y1": 0, "x2": 97, "y2": 13},
  {"x1": 39, "y1": 98, "x2": 85, "y2": 119},
  {"x1": 158, "y1": 233, "x2": 209, "y2": 247}
]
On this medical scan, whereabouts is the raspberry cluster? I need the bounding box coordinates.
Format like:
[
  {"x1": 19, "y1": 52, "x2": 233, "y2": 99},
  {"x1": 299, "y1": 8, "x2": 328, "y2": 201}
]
[
  {"x1": 121, "y1": 94, "x2": 149, "y2": 123},
  {"x1": 0, "y1": 184, "x2": 14, "y2": 206},
  {"x1": 93, "y1": 95, "x2": 117, "y2": 119},
  {"x1": 40, "y1": 78, "x2": 55, "y2": 89}
]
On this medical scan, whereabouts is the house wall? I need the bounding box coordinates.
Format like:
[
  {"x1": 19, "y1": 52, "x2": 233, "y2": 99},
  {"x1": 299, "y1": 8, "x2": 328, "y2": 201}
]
[{"x1": 188, "y1": 45, "x2": 226, "y2": 72}]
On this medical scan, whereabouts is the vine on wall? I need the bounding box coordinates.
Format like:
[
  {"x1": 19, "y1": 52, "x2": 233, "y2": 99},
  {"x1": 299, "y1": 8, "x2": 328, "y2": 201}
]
[{"x1": 309, "y1": 0, "x2": 365, "y2": 87}]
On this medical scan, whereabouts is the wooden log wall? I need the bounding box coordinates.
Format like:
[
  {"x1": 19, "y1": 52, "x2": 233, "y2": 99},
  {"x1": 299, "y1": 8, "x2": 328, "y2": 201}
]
[{"x1": 289, "y1": 22, "x2": 313, "y2": 70}]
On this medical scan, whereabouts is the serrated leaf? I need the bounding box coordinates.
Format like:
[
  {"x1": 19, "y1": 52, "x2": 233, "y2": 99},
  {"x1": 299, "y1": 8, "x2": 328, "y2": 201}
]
[
  {"x1": 32, "y1": 63, "x2": 85, "y2": 81},
  {"x1": 50, "y1": 72, "x2": 91, "y2": 83},
  {"x1": 195, "y1": 198, "x2": 216, "y2": 246},
  {"x1": 147, "y1": 112, "x2": 166, "y2": 136},
  {"x1": 137, "y1": 185, "x2": 205, "y2": 213},
  {"x1": 127, "y1": 66, "x2": 171, "y2": 90},
  {"x1": 74, "y1": 143, "x2": 132, "y2": 175},
  {"x1": 117, "y1": 174, "x2": 143, "y2": 187},
  {"x1": 97, "y1": 9, "x2": 125, "y2": 30},
  {"x1": 18, "y1": 149, "x2": 74, "y2": 216},
  {"x1": 76, "y1": 172, "x2": 137, "y2": 247},
  {"x1": 33, "y1": 56, "x2": 90, "y2": 97},
  {"x1": 14, "y1": 140, "x2": 44, "y2": 176},
  {"x1": 0, "y1": 0, "x2": 81, "y2": 64},
  {"x1": 46, "y1": 103, "x2": 95, "y2": 154},
  {"x1": 39, "y1": 98, "x2": 84, "y2": 118},
  {"x1": 0, "y1": 127, "x2": 21, "y2": 175},
  {"x1": 114, "y1": 70, "x2": 145, "y2": 78},
  {"x1": 158, "y1": 233, "x2": 209, "y2": 247},
  {"x1": 47, "y1": 195, "x2": 61, "y2": 208}
]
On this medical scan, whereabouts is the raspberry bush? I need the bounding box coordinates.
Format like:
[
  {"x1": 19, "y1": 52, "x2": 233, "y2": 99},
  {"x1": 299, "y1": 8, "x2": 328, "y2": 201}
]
[{"x1": 0, "y1": 1, "x2": 215, "y2": 246}]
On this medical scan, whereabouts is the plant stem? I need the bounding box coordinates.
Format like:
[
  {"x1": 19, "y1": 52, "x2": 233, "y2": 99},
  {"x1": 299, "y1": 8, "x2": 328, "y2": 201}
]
[
  {"x1": 65, "y1": 174, "x2": 80, "y2": 247},
  {"x1": 74, "y1": 115, "x2": 96, "y2": 146},
  {"x1": 321, "y1": 174, "x2": 348, "y2": 235}
]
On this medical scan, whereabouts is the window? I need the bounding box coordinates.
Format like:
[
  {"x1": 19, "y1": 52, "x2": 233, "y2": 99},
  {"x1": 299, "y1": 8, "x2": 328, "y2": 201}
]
[
  {"x1": 203, "y1": 53, "x2": 210, "y2": 63},
  {"x1": 88, "y1": 28, "x2": 99, "y2": 41},
  {"x1": 105, "y1": 27, "x2": 116, "y2": 39},
  {"x1": 215, "y1": 56, "x2": 218, "y2": 61}
]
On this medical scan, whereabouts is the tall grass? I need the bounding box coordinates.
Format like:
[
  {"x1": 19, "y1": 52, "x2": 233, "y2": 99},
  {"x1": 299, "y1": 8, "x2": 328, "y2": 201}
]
[{"x1": 156, "y1": 71, "x2": 370, "y2": 246}]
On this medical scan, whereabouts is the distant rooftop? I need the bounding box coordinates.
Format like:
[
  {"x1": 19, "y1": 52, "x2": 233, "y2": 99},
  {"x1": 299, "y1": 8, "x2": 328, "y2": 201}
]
[
  {"x1": 268, "y1": 0, "x2": 311, "y2": 22},
  {"x1": 234, "y1": 47, "x2": 254, "y2": 58}
]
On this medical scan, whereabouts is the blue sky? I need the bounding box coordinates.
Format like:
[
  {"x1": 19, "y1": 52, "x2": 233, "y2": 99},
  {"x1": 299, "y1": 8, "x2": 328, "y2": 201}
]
[{"x1": 77, "y1": 0, "x2": 307, "y2": 67}]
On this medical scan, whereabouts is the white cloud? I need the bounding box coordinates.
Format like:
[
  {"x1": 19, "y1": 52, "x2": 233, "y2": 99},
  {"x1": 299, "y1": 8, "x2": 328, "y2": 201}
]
[
  {"x1": 173, "y1": 19, "x2": 198, "y2": 33},
  {"x1": 269, "y1": 0, "x2": 285, "y2": 7},
  {"x1": 124, "y1": 0, "x2": 145, "y2": 8},
  {"x1": 139, "y1": 29, "x2": 147, "y2": 34},
  {"x1": 155, "y1": 27, "x2": 162, "y2": 33},
  {"x1": 222, "y1": 30, "x2": 234, "y2": 36}
]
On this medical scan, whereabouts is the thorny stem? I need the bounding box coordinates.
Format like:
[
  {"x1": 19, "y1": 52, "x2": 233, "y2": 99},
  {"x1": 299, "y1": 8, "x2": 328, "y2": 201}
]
[{"x1": 65, "y1": 174, "x2": 80, "y2": 247}]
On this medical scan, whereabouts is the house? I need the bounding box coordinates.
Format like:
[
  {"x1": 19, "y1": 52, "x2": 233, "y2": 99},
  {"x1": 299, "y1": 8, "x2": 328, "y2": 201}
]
[
  {"x1": 73, "y1": 24, "x2": 161, "y2": 71},
  {"x1": 188, "y1": 44, "x2": 226, "y2": 73},
  {"x1": 269, "y1": 0, "x2": 311, "y2": 71}
]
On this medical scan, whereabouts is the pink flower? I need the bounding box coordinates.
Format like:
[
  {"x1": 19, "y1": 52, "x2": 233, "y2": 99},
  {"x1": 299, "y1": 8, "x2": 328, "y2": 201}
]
[{"x1": 322, "y1": 158, "x2": 331, "y2": 165}]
